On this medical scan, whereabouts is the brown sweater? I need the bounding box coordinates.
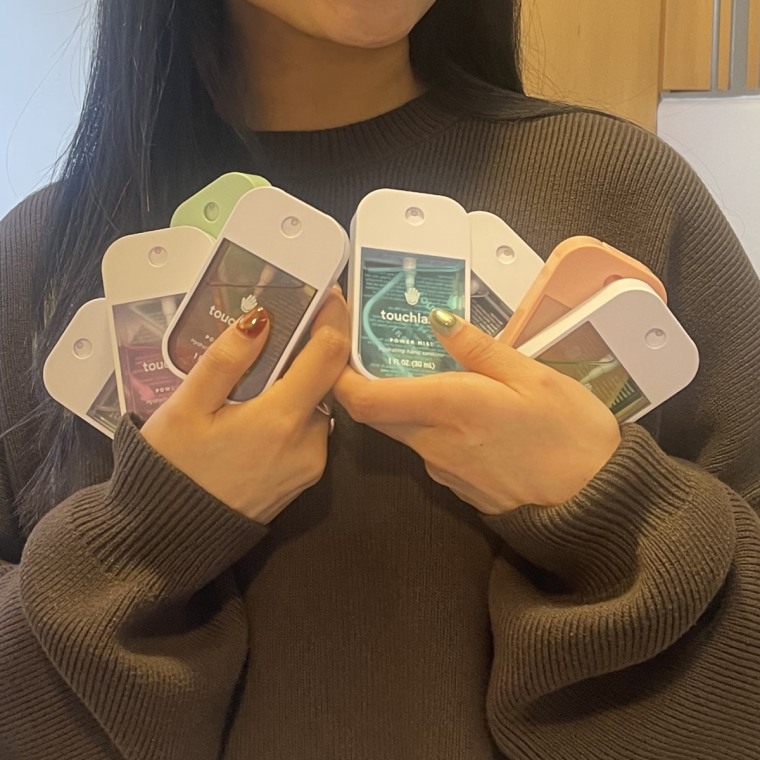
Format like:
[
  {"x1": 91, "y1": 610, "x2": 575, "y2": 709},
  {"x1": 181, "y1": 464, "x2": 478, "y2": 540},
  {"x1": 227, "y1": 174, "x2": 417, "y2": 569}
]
[{"x1": 1, "y1": 93, "x2": 759, "y2": 760}]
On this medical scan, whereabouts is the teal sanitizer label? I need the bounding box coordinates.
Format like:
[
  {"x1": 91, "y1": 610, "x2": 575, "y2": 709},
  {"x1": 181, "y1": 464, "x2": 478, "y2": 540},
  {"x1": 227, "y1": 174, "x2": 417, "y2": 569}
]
[{"x1": 359, "y1": 247, "x2": 466, "y2": 378}]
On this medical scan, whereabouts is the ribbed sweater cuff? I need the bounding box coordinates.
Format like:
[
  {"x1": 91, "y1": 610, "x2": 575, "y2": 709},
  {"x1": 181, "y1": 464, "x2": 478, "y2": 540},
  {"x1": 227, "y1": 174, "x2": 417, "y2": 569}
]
[
  {"x1": 483, "y1": 423, "x2": 735, "y2": 606},
  {"x1": 71, "y1": 415, "x2": 268, "y2": 594}
]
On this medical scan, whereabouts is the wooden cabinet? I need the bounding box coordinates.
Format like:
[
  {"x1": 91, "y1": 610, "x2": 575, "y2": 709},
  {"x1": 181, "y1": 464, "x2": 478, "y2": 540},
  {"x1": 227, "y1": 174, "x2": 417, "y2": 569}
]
[
  {"x1": 520, "y1": 0, "x2": 663, "y2": 130},
  {"x1": 662, "y1": 0, "x2": 760, "y2": 91},
  {"x1": 521, "y1": 0, "x2": 760, "y2": 131},
  {"x1": 661, "y1": 0, "x2": 714, "y2": 91}
]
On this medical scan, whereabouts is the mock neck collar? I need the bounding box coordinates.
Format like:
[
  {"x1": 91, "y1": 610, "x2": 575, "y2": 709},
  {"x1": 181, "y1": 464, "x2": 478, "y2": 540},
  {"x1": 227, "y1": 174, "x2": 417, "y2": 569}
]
[{"x1": 250, "y1": 90, "x2": 462, "y2": 180}]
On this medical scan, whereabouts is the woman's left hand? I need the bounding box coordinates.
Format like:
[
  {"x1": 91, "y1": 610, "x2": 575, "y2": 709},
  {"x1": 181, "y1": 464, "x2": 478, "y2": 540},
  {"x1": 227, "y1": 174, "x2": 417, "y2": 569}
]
[{"x1": 334, "y1": 309, "x2": 622, "y2": 515}]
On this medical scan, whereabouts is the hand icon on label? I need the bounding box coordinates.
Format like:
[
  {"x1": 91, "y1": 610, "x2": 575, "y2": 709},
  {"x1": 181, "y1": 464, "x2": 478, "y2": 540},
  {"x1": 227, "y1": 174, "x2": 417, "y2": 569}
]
[
  {"x1": 241, "y1": 295, "x2": 258, "y2": 313},
  {"x1": 405, "y1": 287, "x2": 421, "y2": 306}
]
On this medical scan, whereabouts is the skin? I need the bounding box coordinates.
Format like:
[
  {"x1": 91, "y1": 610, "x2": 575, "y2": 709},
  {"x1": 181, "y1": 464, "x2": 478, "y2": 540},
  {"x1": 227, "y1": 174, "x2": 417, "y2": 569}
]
[
  {"x1": 225, "y1": 0, "x2": 435, "y2": 130},
  {"x1": 142, "y1": 1, "x2": 622, "y2": 521},
  {"x1": 334, "y1": 315, "x2": 621, "y2": 514},
  {"x1": 142, "y1": 291, "x2": 351, "y2": 523}
]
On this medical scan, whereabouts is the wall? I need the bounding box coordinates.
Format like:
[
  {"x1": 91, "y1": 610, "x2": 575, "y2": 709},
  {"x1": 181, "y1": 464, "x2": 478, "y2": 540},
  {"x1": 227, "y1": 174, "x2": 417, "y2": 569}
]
[
  {"x1": 657, "y1": 95, "x2": 760, "y2": 272},
  {"x1": 0, "y1": 2, "x2": 91, "y2": 219}
]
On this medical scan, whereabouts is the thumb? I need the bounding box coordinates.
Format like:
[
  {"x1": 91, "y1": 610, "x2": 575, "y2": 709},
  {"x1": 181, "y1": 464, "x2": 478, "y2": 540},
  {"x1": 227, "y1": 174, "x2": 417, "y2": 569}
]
[
  {"x1": 428, "y1": 307, "x2": 535, "y2": 385},
  {"x1": 171, "y1": 305, "x2": 271, "y2": 413}
]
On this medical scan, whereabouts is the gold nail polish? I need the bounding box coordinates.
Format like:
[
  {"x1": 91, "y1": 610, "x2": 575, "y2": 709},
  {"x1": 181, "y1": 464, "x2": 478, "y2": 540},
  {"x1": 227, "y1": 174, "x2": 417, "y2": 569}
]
[
  {"x1": 429, "y1": 308, "x2": 461, "y2": 336},
  {"x1": 236, "y1": 306, "x2": 269, "y2": 337}
]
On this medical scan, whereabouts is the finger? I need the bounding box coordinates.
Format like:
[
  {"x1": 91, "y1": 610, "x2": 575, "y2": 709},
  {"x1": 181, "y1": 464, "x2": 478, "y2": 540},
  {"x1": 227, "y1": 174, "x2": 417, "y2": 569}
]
[
  {"x1": 271, "y1": 290, "x2": 351, "y2": 418},
  {"x1": 428, "y1": 308, "x2": 538, "y2": 386},
  {"x1": 424, "y1": 462, "x2": 450, "y2": 487},
  {"x1": 423, "y1": 463, "x2": 482, "y2": 510},
  {"x1": 335, "y1": 366, "x2": 428, "y2": 426},
  {"x1": 171, "y1": 306, "x2": 270, "y2": 414},
  {"x1": 335, "y1": 365, "x2": 491, "y2": 427}
]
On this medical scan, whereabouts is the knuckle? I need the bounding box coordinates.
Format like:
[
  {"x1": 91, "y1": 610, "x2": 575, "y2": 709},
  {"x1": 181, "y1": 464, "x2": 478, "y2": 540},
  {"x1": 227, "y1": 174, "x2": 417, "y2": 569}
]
[
  {"x1": 533, "y1": 363, "x2": 563, "y2": 392},
  {"x1": 459, "y1": 336, "x2": 498, "y2": 369},
  {"x1": 199, "y1": 341, "x2": 240, "y2": 378},
  {"x1": 424, "y1": 463, "x2": 450, "y2": 487},
  {"x1": 343, "y1": 389, "x2": 375, "y2": 424},
  {"x1": 270, "y1": 413, "x2": 299, "y2": 441},
  {"x1": 316, "y1": 326, "x2": 351, "y2": 363}
]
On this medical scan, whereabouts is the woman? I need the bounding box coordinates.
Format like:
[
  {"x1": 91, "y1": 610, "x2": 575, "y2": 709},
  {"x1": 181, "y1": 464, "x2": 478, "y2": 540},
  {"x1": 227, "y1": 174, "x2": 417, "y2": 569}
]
[{"x1": 1, "y1": 0, "x2": 758, "y2": 758}]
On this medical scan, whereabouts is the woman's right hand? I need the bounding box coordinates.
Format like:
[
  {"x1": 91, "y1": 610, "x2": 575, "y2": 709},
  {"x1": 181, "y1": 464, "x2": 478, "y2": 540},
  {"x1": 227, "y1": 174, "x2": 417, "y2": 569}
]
[{"x1": 141, "y1": 289, "x2": 350, "y2": 524}]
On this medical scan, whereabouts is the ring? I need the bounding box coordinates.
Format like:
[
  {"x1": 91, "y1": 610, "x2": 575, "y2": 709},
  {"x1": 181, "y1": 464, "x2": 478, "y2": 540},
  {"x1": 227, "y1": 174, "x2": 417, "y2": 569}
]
[{"x1": 315, "y1": 400, "x2": 336, "y2": 436}]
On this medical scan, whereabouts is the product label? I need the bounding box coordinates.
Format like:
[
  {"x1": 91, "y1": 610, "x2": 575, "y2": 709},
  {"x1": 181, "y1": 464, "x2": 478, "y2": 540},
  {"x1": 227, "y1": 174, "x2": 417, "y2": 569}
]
[
  {"x1": 86, "y1": 372, "x2": 122, "y2": 433},
  {"x1": 112, "y1": 295, "x2": 185, "y2": 421},
  {"x1": 519, "y1": 293, "x2": 572, "y2": 344},
  {"x1": 166, "y1": 238, "x2": 317, "y2": 401},
  {"x1": 533, "y1": 320, "x2": 650, "y2": 422},
  {"x1": 470, "y1": 273, "x2": 514, "y2": 337},
  {"x1": 359, "y1": 247, "x2": 466, "y2": 378}
]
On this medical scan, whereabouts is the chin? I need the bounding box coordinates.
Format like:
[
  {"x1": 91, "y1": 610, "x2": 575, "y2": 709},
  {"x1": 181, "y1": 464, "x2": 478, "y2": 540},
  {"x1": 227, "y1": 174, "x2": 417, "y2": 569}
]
[
  {"x1": 317, "y1": 2, "x2": 431, "y2": 48},
  {"x1": 328, "y1": 26, "x2": 414, "y2": 49}
]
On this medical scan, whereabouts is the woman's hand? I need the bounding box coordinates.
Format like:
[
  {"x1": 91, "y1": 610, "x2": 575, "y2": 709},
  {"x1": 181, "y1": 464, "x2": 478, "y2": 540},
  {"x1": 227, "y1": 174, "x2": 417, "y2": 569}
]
[
  {"x1": 334, "y1": 308, "x2": 621, "y2": 515},
  {"x1": 141, "y1": 290, "x2": 350, "y2": 523}
]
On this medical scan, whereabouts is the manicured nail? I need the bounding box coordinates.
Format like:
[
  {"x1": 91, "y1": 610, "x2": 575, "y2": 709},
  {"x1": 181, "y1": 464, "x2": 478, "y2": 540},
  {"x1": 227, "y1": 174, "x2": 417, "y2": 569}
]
[
  {"x1": 429, "y1": 308, "x2": 462, "y2": 337},
  {"x1": 236, "y1": 306, "x2": 269, "y2": 338}
]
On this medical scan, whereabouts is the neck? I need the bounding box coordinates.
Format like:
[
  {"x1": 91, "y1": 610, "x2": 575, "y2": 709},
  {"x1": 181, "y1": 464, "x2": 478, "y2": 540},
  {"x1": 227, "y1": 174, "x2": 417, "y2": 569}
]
[{"x1": 225, "y1": 2, "x2": 426, "y2": 132}]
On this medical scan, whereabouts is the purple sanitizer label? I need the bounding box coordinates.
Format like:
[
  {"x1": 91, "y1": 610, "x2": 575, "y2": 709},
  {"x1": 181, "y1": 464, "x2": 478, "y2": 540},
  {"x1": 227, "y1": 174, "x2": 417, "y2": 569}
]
[{"x1": 112, "y1": 294, "x2": 184, "y2": 420}]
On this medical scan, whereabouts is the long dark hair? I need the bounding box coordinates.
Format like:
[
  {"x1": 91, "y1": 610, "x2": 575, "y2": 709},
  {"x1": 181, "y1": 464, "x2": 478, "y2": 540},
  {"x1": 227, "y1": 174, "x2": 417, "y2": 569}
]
[{"x1": 16, "y1": 0, "x2": 544, "y2": 527}]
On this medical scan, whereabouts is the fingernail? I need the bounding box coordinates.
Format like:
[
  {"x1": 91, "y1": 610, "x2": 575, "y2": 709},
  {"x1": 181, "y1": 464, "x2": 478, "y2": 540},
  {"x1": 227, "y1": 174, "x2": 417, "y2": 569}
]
[
  {"x1": 429, "y1": 308, "x2": 462, "y2": 337},
  {"x1": 236, "y1": 306, "x2": 269, "y2": 337},
  {"x1": 332, "y1": 282, "x2": 343, "y2": 295}
]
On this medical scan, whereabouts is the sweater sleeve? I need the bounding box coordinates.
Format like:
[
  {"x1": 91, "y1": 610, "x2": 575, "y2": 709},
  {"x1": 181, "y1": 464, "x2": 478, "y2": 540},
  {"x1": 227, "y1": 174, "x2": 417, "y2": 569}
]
[
  {"x1": 1, "y1": 418, "x2": 268, "y2": 760},
  {"x1": 482, "y1": 160, "x2": 760, "y2": 759},
  {"x1": 0, "y1": 196, "x2": 268, "y2": 759}
]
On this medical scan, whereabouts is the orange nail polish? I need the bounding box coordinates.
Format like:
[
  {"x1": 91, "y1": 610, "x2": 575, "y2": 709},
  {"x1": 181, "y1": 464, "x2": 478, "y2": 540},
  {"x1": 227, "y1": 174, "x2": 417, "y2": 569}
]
[{"x1": 236, "y1": 306, "x2": 269, "y2": 338}]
